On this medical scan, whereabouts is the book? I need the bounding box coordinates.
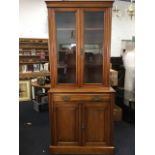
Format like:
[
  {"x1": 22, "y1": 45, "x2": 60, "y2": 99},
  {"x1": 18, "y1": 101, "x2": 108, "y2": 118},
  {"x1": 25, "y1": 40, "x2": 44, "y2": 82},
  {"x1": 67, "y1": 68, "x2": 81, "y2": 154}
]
[
  {"x1": 27, "y1": 65, "x2": 33, "y2": 72},
  {"x1": 31, "y1": 49, "x2": 36, "y2": 56},
  {"x1": 33, "y1": 64, "x2": 40, "y2": 72},
  {"x1": 40, "y1": 51, "x2": 45, "y2": 59},
  {"x1": 21, "y1": 65, "x2": 28, "y2": 73},
  {"x1": 24, "y1": 51, "x2": 31, "y2": 56},
  {"x1": 84, "y1": 49, "x2": 100, "y2": 54},
  {"x1": 85, "y1": 44, "x2": 99, "y2": 49},
  {"x1": 43, "y1": 63, "x2": 49, "y2": 71}
]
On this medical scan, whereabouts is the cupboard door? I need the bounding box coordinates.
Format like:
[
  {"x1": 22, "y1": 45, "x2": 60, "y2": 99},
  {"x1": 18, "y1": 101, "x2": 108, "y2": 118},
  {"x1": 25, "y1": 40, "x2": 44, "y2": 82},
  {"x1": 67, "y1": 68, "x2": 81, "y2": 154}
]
[
  {"x1": 81, "y1": 11, "x2": 105, "y2": 84},
  {"x1": 82, "y1": 102, "x2": 110, "y2": 146},
  {"x1": 55, "y1": 11, "x2": 78, "y2": 84},
  {"x1": 53, "y1": 102, "x2": 81, "y2": 145}
]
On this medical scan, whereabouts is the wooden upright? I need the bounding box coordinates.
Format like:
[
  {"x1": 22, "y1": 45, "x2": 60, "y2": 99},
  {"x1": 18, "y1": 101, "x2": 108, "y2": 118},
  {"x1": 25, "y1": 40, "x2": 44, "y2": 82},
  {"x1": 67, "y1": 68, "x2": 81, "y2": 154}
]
[{"x1": 46, "y1": 1, "x2": 115, "y2": 154}]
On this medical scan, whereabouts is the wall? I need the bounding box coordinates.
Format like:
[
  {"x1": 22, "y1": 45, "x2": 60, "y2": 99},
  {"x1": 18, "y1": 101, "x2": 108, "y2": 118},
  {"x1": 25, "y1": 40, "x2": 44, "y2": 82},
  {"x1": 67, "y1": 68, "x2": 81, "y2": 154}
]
[
  {"x1": 19, "y1": 0, "x2": 135, "y2": 56},
  {"x1": 111, "y1": 1, "x2": 135, "y2": 56},
  {"x1": 19, "y1": 0, "x2": 48, "y2": 38}
]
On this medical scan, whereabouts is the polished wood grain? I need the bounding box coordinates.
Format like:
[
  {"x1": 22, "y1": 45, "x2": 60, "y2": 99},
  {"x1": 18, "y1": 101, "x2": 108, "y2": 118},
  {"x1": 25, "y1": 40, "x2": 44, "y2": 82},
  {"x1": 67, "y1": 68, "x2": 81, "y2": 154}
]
[
  {"x1": 46, "y1": 1, "x2": 113, "y2": 8},
  {"x1": 82, "y1": 102, "x2": 110, "y2": 146},
  {"x1": 53, "y1": 94, "x2": 110, "y2": 102},
  {"x1": 49, "y1": 145, "x2": 114, "y2": 154},
  {"x1": 46, "y1": 1, "x2": 114, "y2": 154},
  {"x1": 49, "y1": 86, "x2": 115, "y2": 93},
  {"x1": 49, "y1": 91, "x2": 115, "y2": 154},
  {"x1": 103, "y1": 8, "x2": 112, "y2": 87},
  {"x1": 53, "y1": 102, "x2": 81, "y2": 145},
  {"x1": 48, "y1": 9, "x2": 57, "y2": 87},
  {"x1": 47, "y1": 4, "x2": 113, "y2": 87}
]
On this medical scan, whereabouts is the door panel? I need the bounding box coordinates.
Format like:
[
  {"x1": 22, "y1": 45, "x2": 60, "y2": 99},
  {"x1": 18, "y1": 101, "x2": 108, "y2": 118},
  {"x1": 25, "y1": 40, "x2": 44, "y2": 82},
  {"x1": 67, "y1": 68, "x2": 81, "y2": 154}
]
[
  {"x1": 53, "y1": 102, "x2": 81, "y2": 145},
  {"x1": 55, "y1": 11, "x2": 77, "y2": 84},
  {"x1": 82, "y1": 11, "x2": 104, "y2": 84},
  {"x1": 82, "y1": 102, "x2": 110, "y2": 146}
]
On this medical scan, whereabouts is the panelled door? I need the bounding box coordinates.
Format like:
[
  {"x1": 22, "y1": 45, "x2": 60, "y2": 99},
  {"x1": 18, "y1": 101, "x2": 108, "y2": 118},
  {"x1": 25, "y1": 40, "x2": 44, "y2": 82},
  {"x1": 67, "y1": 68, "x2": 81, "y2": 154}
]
[
  {"x1": 81, "y1": 102, "x2": 111, "y2": 146},
  {"x1": 53, "y1": 102, "x2": 81, "y2": 146},
  {"x1": 52, "y1": 100, "x2": 111, "y2": 146}
]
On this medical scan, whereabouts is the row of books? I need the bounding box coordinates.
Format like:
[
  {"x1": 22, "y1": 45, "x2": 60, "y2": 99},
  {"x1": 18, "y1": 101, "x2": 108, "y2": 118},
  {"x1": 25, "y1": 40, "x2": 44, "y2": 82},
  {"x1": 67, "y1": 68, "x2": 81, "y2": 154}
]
[
  {"x1": 19, "y1": 49, "x2": 48, "y2": 58},
  {"x1": 84, "y1": 44, "x2": 101, "y2": 54},
  {"x1": 20, "y1": 63, "x2": 49, "y2": 73}
]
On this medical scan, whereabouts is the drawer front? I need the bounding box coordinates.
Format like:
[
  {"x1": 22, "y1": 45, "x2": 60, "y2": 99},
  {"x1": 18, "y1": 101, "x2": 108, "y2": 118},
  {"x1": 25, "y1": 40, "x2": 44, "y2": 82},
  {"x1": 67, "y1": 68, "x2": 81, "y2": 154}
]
[{"x1": 53, "y1": 94, "x2": 110, "y2": 102}]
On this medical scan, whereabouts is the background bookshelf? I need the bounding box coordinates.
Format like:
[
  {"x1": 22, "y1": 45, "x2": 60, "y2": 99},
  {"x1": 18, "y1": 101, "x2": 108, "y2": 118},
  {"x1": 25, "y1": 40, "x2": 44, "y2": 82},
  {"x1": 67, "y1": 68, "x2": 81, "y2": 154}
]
[
  {"x1": 19, "y1": 38, "x2": 50, "y2": 106},
  {"x1": 19, "y1": 38, "x2": 50, "y2": 80}
]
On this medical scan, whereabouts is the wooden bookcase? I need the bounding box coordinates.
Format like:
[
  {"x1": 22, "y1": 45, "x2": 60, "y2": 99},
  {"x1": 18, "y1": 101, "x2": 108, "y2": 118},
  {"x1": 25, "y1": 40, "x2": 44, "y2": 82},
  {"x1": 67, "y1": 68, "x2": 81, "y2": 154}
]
[
  {"x1": 46, "y1": 1, "x2": 115, "y2": 154},
  {"x1": 19, "y1": 38, "x2": 50, "y2": 80}
]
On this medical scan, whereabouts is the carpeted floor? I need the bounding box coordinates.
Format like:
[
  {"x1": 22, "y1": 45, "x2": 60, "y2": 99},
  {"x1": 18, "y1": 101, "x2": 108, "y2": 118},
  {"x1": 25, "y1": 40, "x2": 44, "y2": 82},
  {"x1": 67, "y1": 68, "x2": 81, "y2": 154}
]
[{"x1": 19, "y1": 101, "x2": 135, "y2": 155}]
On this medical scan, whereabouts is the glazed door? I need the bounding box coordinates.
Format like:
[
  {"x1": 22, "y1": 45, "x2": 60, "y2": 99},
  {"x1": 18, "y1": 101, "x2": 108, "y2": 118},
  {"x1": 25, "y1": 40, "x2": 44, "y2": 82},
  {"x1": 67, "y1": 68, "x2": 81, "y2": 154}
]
[
  {"x1": 51, "y1": 8, "x2": 111, "y2": 86},
  {"x1": 80, "y1": 10, "x2": 107, "y2": 85},
  {"x1": 82, "y1": 102, "x2": 111, "y2": 146},
  {"x1": 53, "y1": 102, "x2": 81, "y2": 146},
  {"x1": 54, "y1": 9, "x2": 79, "y2": 85}
]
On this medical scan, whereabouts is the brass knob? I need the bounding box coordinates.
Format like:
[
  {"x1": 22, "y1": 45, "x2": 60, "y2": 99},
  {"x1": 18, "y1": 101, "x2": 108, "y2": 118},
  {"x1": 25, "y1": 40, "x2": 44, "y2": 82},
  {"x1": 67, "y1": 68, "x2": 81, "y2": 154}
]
[
  {"x1": 93, "y1": 96, "x2": 101, "y2": 102},
  {"x1": 62, "y1": 96, "x2": 70, "y2": 101}
]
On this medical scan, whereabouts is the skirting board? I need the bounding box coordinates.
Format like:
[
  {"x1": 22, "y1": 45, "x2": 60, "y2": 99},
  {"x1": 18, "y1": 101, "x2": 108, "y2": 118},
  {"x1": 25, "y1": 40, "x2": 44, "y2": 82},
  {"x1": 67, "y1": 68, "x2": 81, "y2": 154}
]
[{"x1": 49, "y1": 145, "x2": 115, "y2": 154}]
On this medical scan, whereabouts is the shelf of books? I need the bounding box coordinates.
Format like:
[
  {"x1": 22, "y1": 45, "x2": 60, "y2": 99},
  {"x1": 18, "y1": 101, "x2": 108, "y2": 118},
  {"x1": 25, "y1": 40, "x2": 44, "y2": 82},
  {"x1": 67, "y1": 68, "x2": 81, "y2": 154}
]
[{"x1": 19, "y1": 38, "x2": 49, "y2": 80}]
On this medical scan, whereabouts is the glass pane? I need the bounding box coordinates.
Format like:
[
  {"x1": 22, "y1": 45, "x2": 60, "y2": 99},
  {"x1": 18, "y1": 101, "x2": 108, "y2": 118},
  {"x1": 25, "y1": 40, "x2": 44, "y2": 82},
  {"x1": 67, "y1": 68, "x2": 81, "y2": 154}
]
[
  {"x1": 56, "y1": 12, "x2": 76, "y2": 84},
  {"x1": 84, "y1": 11, "x2": 104, "y2": 83}
]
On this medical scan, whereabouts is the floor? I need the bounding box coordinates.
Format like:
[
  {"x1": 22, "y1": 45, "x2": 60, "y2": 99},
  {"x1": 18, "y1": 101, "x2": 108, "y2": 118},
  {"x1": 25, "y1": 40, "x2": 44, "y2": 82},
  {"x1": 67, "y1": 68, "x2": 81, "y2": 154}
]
[{"x1": 19, "y1": 101, "x2": 135, "y2": 155}]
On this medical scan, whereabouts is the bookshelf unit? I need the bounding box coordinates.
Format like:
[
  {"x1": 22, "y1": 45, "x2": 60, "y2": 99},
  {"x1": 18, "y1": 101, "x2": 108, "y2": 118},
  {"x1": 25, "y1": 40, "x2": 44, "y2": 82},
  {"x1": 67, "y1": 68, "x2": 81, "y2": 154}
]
[
  {"x1": 46, "y1": 1, "x2": 115, "y2": 155},
  {"x1": 19, "y1": 38, "x2": 50, "y2": 80}
]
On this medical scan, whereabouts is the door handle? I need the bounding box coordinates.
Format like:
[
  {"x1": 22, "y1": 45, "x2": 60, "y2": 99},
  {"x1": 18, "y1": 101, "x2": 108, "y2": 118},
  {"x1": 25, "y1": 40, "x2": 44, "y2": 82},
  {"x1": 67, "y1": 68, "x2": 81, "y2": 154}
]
[
  {"x1": 62, "y1": 96, "x2": 70, "y2": 101},
  {"x1": 93, "y1": 96, "x2": 102, "y2": 102}
]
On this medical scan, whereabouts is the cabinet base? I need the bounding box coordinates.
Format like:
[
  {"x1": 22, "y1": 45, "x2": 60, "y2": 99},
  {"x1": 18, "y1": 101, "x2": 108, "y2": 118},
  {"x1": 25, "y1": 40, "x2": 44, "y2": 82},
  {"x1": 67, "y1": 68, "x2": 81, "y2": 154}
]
[{"x1": 49, "y1": 145, "x2": 114, "y2": 154}]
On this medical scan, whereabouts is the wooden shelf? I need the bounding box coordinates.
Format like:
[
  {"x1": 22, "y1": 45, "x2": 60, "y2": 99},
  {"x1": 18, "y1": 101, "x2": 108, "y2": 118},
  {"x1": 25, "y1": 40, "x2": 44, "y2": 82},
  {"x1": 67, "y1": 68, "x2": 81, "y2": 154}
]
[
  {"x1": 57, "y1": 28, "x2": 75, "y2": 31},
  {"x1": 85, "y1": 28, "x2": 103, "y2": 31},
  {"x1": 19, "y1": 55, "x2": 48, "y2": 58},
  {"x1": 20, "y1": 42, "x2": 48, "y2": 45},
  {"x1": 19, "y1": 50, "x2": 49, "y2": 53},
  {"x1": 19, "y1": 72, "x2": 50, "y2": 80},
  {"x1": 85, "y1": 64, "x2": 102, "y2": 67},
  {"x1": 31, "y1": 81, "x2": 50, "y2": 89},
  {"x1": 19, "y1": 38, "x2": 48, "y2": 49},
  {"x1": 56, "y1": 28, "x2": 103, "y2": 31},
  {"x1": 19, "y1": 46, "x2": 48, "y2": 50},
  {"x1": 19, "y1": 61, "x2": 49, "y2": 64},
  {"x1": 19, "y1": 38, "x2": 48, "y2": 42}
]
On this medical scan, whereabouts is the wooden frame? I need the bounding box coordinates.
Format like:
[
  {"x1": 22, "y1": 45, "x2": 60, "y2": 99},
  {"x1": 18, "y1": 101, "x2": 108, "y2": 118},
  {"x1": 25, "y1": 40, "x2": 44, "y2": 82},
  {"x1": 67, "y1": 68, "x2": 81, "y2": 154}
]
[
  {"x1": 46, "y1": 1, "x2": 113, "y2": 8},
  {"x1": 80, "y1": 8, "x2": 108, "y2": 87},
  {"x1": 19, "y1": 80, "x2": 31, "y2": 101},
  {"x1": 47, "y1": 5, "x2": 112, "y2": 87},
  {"x1": 46, "y1": 1, "x2": 115, "y2": 155}
]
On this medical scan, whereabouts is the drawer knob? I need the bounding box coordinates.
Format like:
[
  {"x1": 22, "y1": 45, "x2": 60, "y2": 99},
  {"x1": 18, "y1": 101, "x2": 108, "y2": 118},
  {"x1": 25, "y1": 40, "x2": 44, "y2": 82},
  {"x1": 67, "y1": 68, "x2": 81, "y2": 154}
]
[
  {"x1": 62, "y1": 96, "x2": 70, "y2": 101},
  {"x1": 93, "y1": 96, "x2": 101, "y2": 101}
]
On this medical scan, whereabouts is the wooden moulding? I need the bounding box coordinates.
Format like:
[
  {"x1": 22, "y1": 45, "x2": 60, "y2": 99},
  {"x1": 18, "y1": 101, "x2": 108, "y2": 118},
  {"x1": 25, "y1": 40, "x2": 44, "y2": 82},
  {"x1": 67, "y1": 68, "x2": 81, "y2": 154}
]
[
  {"x1": 52, "y1": 93, "x2": 110, "y2": 102},
  {"x1": 48, "y1": 86, "x2": 115, "y2": 93},
  {"x1": 49, "y1": 145, "x2": 115, "y2": 154},
  {"x1": 45, "y1": 1, "x2": 114, "y2": 8}
]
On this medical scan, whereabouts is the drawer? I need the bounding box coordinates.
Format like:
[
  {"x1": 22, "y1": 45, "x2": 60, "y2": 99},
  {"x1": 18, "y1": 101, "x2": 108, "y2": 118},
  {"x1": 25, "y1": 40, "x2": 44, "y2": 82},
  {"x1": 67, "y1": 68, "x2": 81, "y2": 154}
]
[{"x1": 53, "y1": 94, "x2": 110, "y2": 102}]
